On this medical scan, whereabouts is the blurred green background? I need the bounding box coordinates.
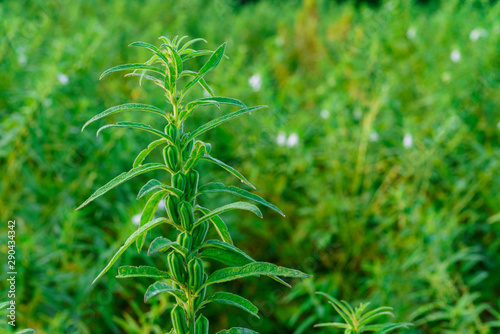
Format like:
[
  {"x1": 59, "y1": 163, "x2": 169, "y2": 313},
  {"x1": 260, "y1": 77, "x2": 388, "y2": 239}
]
[{"x1": 1, "y1": 0, "x2": 500, "y2": 333}]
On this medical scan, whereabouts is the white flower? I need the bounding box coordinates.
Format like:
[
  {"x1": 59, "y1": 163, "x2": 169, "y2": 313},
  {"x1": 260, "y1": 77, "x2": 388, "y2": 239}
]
[
  {"x1": 287, "y1": 133, "x2": 299, "y2": 147},
  {"x1": 248, "y1": 74, "x2": 262, "y2": 92},
  {"x1": 277, "y1": 131, "x2": 286, "y2": 146},
  {"x1": 469, "y1": 28, "x2": 487, "y2": 42},
  {"x1": 57, "y1": 73, "x2": 69, "y2": 85},
  {"x1": 407, "y1": 27, "x2": 416, "y2": 40},
  {"x1": 320, "y1": 109, "x2": 330, "y2": 119},
  {"x1": 18, "y1": 54, "x2": 27, "y2": 65},
  {"x1": 369, "y1": 131, "x2": 379, "y2": 142},
  {"x1": 132, "y1": 214, "x2": 141, "y2": 226},
  {"x1": 450, "y1": 49, "x2": 461, "y2": 63},
  {"x1": 403, "y1": 133, "x2": 413, "y2": 148}
]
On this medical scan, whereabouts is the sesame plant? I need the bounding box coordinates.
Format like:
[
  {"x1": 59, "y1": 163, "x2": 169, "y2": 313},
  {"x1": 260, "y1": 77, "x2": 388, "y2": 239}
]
[
  {"x1": 77, "y1": 36, "x2": 309, "y2": 333},
  {"x1": 315, "y1": 293, "x2": 412, "y2": 334}
]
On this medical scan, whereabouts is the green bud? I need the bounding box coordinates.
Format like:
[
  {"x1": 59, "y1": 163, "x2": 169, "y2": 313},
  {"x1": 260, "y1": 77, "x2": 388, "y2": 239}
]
[
  {"x1": 164, "y1": 145, "x2": 179, "y2": 171},
  {"x1": 177, "y1": 232, "x2": 192, "y2": 251},
  {"x1": 195, "y1": 314, "x2": 209, "y2": 334},
  {"x1": 172, "y1": 172, "x2": 187, "y2": 193},
  {"x1": 165, "y1": 123, "x2": 177, "y2": 141},
  {"x1": 179, "y1": 201, "x2": 195, "y2": 231},
  {"x1": 192, "y1": 221, "x2": 209, "y2": 248},
  {"x1": 171, "y1": 305, "x2": 188, "y2": 334},
  {"x1": 186, "y1": 169, "x2": 199, "y2": 199},
  {"x1": 165, "y1": 195, "x2": 180, "y2": 224},
  {"x1": 167, "y1": 251, "x2": 186, "y2": 284},
  {"x1": 188, "y1": 257, "x2": 205, "y2": 291}
]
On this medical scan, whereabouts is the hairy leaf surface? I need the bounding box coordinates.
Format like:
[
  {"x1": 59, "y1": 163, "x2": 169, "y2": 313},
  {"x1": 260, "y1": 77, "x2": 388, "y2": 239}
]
[
  {"x1": 145, "y1": 281, "x2": 187, "y2": 303},
  {"x1": 195, "y1": 202, "x2": 262, "y2": 227},
  {"x1": 203, "y1": 292, "x2": 259, "y2": 318},
  {"x1": 201, "y1": 155, "x2": 255, "y2": 189},
  {"x1": 117, "y1": 265, "x2": 170, "y2": 279}
]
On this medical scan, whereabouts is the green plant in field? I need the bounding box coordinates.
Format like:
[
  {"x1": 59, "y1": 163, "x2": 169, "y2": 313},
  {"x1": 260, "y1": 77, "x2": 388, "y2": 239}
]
[
  {"x1": 315, "y1": 293, "x2": 412, "y2": 334},
  {"x1": 77, "y1": 36, "x2": 309, "y2": 333}
]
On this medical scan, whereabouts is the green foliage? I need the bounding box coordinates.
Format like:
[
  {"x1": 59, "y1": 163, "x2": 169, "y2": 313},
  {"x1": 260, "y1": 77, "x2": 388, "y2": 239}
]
[
  {"x1": 3, "y1": 0, "x2": 500, "y2": 333},
  {"x1": 315, "y1": 293, "x2": 412, "y2": 334},
  {"x1": 79, "y1": 36, "x2": 308, "y2": 333}
]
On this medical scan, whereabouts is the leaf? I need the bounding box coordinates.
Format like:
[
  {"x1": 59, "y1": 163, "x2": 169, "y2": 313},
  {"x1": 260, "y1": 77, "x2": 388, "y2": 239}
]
[
  {"x1": 129, "y1": 41, "x2": 159, "y2": 52},
  {"x1": 199, "y1": 77, "x2": 214, "y2": 97},
  {"x1": 145, "y1": 281, "x2": 187, "y2": 303},
  {"x1": 189, "y1": 96, "x2": 246, "y2": 108},
  {"x1": 181, "y1": 50, "x2": 217, "y2": 60},
  {"x1": 116, "y1": 265, "x2": 170, "y2": 279},
  {"x1": 96, "y1": 121, "x2": 174, "y2": 144},
  {"x1": 203, "y1": 292, "x2": 259, "y2": 318},
  {"x1": 200, "y1": 240, "x2": 254, "y2": 266},
  {"x1": 82, "y1": 103, "x2": 168, "y2": 131},
  {"x1": 137, "y1": 179, "x2": 183, "y2": 199},
  {"x1": 183, "y1": 43, "x2": 227, "y2": 95},
  {"x1": 148, "y1": 237, "x2": 187, "y2": 256},
  {"x1": 136, "y1": 190, "x2": 167, "y2": 253},
  {"x1": 201, "y1": 155, "x2": 256, "y2": 189},
  {"x1": 216, "y1": 328, "x2": 259, "y2": 334},
  {"x1": 77, "y1": 163, "x2": 168, "y2": 210},
  {"x1": 15, "y1": 330, "x2": 37, "y2": 334},
  {"x1": 133, "y1": 139, "x2": 167, "y2": 168},
  {"x1": 0, "y1": 301, "x2": 9, "y2": 309},
  {"x1": 124, "y1": 72, "x2": 166, "y2": 89},
  {"x1": 92, "y1": 218, "x2": 171, "y2": 284},
  {"x1": 370, "y1": 323, "x2": 413, "y2": 333},
  {"x1": 165, "y1": 45, "x2": 183, "y2": 77},
  {"x1": 100, "y1": 63, "x2": 165, "y2": 80},
  {"x1": 197, "y1": 183, "x2": 284, "y2": 216},
  {"x1": 199, "y1": 240, "x2": 291, "y2": 288},
  {"x1": 187, "y1": 106, "x2": 267, "y2": 142},
  {"x1": 195, "y1": 206, "x2": 233, "y2": 245},
  {"x1": 184, "y1": 141, "x2": 207, "y2": 171},
  {"x1": 179, "y1": 38, "x2": 207, "y2": 53},
  {"x1": 202, "y1": 262, "x2": 310, "y2": 289},
  {"x1": 195, "y1": 202, "x2": 262, "y2": 227}
]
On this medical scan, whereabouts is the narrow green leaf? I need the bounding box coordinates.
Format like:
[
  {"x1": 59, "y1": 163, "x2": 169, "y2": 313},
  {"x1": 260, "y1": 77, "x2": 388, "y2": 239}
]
[
  {"x1": 216, "y1": 328, "x2": 259, "y2": 334},
  {"x1": 195, "y1": 202, "x2": 262, "y2": 227},
  {"x1": 82, "y1": 103, "x2": 168, "y2": 131},
  {"x1": 165, "y1": 45, "x2": 183, "y2": 77},
  {"x1": 96, "y1": 121, "x2": 174, "y2": 144},
  {"x1": 117, "y1": 265, "x2": 170, "y2": 279},
  {"x1": 195, "y1": 206, "x2": 233, "y2": 245},
  {"x1": 0, "y1": 301, "x2": 9, "y2": 309},
  {"x1": 137, "y1": 179, "x2": 183, "y2": 199},
  {"x1": 201, "y1": 262, "x2": 310, "y2": 289},
  {"x1": 183, "y1": 43, "x2": 227, "y2": 95},
  {"x1": 179, "y1": 38, "x2": 207, "y2": 53},
  {"x1": 136, "y1": 190, "x2": 167, "y2": 253},
  {"x1": 148, "y1": 237, "x2": 187, "y2": 256},
  {"x1": 201, "y1": 155, "x2": 256, "y2": 189},
  {"x1": 100, "y1": 63, "x2": 165, "y2": 80},
  {"x1": 184, "y1": 141, "x2": 207, "y2": 171},
  {"x1": 199, "y1": 77, "x2": 214, "y2": 97},
  {"x1": 203, "y1": 292, "x2": 259, "y2": 318},
  {"x1": 368, "y1": 323, "x2": 413, "y2": 333},
  {"x1": 77, "y1": 163, "x2": 168, "y2": 210},
  {"x1": 314, "y1": 322, "x2": 349, "y2": 328},
  {"x1": 14, "y1": 330, "x2": 37, "y2": 334},
  {"x1": 124, "y1": 72, "x2": 166, "y2": 89},
  {"x1": 197, "y1": 183, "x2": 284, "y2": 216},
  {"x1": 145, "y1": 281, "x2": 187, "y2": 303},
  {"x1": 92, "y1": 218, "x2": 170, "y2": 284},
  {"x1": 187, "y1": 106, "x2": 266, "y2": 142},
  {"x1": 133, "y1": 139, "x2": 167, "y2": 168},
  {"x1": 200, "y1": 240, "x2": 255, "y2": 266},
  {"x1": 181, "y1": 50, "x2": 216, "y2": 60},
  {"x1": 129, "y1": 41, "x2": 159, "y2": 52},
  {"x1": 190, "y1": 97, "x2": 246, "y2": 108}
]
